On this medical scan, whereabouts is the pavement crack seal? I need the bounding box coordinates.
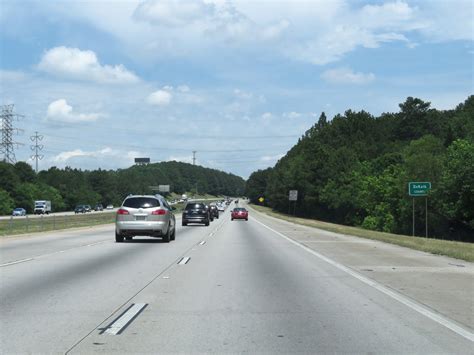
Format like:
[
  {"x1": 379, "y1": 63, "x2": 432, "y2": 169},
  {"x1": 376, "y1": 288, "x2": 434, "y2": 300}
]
[
  {"x1": 102, "y1": 303, "x2": 148, "y2": 335},
  {"x1": 252, "y1": 217, "x2": 474, "y2": 343}
]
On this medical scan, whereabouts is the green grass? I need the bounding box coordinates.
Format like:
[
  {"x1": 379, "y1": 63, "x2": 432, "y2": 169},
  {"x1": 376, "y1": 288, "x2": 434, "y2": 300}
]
[
  {"x1": 250, "y1": 204, "x2": 474, "y2": 262},
  {"x1": 0, "y1": 212, "x2": 116, "y2": 237}
]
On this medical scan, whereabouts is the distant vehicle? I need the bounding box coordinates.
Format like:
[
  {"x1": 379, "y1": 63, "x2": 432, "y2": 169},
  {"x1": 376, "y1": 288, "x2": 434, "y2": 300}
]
[
  {"x1": 182, "y1": 202, "x2": 210, "y2": 226},
  {"x1": 12, "y1": 208, "x2": 26, "y2": 216},
  {"x1": 217, "y1": 203, "x2": 225, "y2": 212},
  {"x1": 115, "y1": 194, "x2": 176, "y2": 243},
  {"x1": 106, "y1": 204, "x2": 114, "y2": 210},
  {"x1": 84, "y1": 205, "x2": 92, "y2": 212},
  {"x1": 231, "y1": 207, "x2": 248, "y2": 221},
  {"x1": 34, "y1": 200, "x2": 51, "y2": 215},
  {"x1": 75, "y1": 205, "x2": 86, "y2": 214},
  {"x1": 235, "y1": 199, "x2": 239, "y2": 204},
  {"x1": 181, "y1": 194, "x2": 188, "y2": 201},
  {"x1": 94, "y1": 204, "x2": 103, "y2": 211},
  {"x1": 209, "y1": 205, "x2": 219, "y2": 219}
]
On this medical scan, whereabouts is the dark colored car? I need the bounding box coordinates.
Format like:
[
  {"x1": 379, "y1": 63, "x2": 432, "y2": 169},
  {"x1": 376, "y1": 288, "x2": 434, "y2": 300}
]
[
  {"x1": 75, "y1": 205, "x2": 86, "y2": 214},
  {"x1": 231, "y1": 207, "x2": 248, "y2": 221},
  {"x1": 84, "y1": 205, "x2": 92, "y2": 212},
  {"x1": 209, "y1": 205, "x2": 219, "y2": 219},
  {"x1": 94, "y1": 204, "x2": 103, "y2": 211},
  {"x1": 182, "y1": 202, "x2": 210, "y2": 226}
]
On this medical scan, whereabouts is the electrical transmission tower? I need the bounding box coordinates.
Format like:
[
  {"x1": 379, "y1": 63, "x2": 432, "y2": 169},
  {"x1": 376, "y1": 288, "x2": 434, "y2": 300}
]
[
  {"x1": 192, "y1": 150, "x2": 197, "y2": 165},
  {"x1": 30, "y1": 131, "x2": 44, "y2": 173},
  {"x1": 0, "y1": 104, "x2": 23, "y2": 163}
]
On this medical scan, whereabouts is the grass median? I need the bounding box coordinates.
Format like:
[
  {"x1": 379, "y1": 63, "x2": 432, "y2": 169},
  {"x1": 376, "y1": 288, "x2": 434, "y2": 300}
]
[
  {"x1": 0, "y1": 212, "x2": 117, "y2": 237},
  {"x1": 0, "y1": 203, "x2": 192, "y2": 238},
  {"x1": 250, "y1": 204, "x2": 474, "y2": 262}
]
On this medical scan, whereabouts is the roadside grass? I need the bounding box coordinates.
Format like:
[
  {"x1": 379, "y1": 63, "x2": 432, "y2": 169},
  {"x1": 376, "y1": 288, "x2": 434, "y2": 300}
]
[
  {"x1": 0, "y1": 212, "x2": 116, "y2": 237},
  {"x1": 250, "y1": 204, "x2": 474, "y2": 262}
]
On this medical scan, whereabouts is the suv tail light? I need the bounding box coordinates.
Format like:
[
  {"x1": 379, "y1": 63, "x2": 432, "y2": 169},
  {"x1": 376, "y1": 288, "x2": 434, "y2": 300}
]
[
  {"x1": 152, "y1": 209, "x2": 166, "y2": 215},
  {"x1": 117, "y1": 208, "x2": 129, "y2": 215}
]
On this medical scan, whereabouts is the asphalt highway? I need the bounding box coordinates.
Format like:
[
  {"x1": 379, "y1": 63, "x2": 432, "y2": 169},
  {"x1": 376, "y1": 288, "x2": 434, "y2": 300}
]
[{"x1": 1, "y1": 204, "x2": 473, "y2": 354}]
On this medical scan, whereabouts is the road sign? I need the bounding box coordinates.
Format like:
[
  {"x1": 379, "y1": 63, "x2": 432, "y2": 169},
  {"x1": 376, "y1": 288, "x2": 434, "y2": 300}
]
[
  {"x1": 258, "y1": 197, "x2": 264, "y2": 203},
  {"x1": 289, "y1": 190, "x2": 298, "y2": 201},
  {"x1": 408, "y1": 182, "x2": 431, "y2": 197},
  {"x1": 159, "y1": 185, "x2": 170, "y2": 193}
]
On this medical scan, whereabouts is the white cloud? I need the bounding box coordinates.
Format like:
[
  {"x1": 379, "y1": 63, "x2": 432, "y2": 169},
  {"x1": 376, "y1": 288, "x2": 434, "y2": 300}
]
[
  {"x1": 261, "y1": 112, "x2": 273, "y2": 122},
  {"x1": 260, "y1": 153, "x2": 285, "y2": 162},
  {"x1": 51, "y1": 146, "x2": 145, "y2": 166},
  {"x1": 38, "y1": 46, "x2": 139, "y2": 84},
  {"x1": 321, "y1": 67, "x2": 375, "y2": 84},
  {"x1": 283, "y1": 112, "x2": 302, "y2": 119},
  {"x1": 46, "y1": 99, "x2": 104, "y2": 122},
  {"x1": 177, "y1": 85, "x2": 190, "y2": 92},
  {"x1": 133, "y1": 0, "x2": 214, "y2": 27},
  {"x1": 147, "y1": 89, "x2": 172, "y2": 106}
]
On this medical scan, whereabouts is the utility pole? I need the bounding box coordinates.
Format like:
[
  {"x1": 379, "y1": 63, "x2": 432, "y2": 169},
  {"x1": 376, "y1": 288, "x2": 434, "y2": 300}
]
[
  {"x1": 30, "y1": 131, "x2": 44, "y2": 173},
  {"x1": 0, "y1": 104, "x2": 23, "y2": 163},
  {"x1": 192, "y1": 150, "x2": 197, "y2": 165}
]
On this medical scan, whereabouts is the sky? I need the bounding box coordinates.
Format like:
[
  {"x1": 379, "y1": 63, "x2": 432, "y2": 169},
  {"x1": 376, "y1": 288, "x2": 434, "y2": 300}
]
[{"x1": 0, "y1": 0, "x2": 473, "y2": 178}]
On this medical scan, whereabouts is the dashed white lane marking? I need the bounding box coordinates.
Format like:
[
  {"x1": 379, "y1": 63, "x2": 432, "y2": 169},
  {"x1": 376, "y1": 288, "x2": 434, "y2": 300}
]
[
  {"x1": 104, "y1": 303, "x2": 148, "y2": 335},
  {"x1": 199, "y1": 240, "x2": 206, "y2": 245},
  {"x1": 0, "y1": 258, "x2": 34, "y2": 267},
  {"x1": 252, "y1": 218, "x2": 474, "y2": 343},
  {"x1": 0, "y1": 240, "x2": 109, "y2": 267},
  {"x1": 178, "y1": 257, "x2": 191, "y2": 265}
]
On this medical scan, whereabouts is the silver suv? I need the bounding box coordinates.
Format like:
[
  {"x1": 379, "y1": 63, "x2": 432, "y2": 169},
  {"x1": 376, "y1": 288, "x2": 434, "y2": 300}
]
[{"x1": 115, "y1": 195, "x2": 176, "y2": 243}]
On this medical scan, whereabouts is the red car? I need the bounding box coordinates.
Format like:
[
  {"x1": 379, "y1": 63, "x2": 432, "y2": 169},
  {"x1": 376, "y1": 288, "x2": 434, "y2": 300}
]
[{"x1": 231, "y1": 207, "x2": 248, "y2": 221}]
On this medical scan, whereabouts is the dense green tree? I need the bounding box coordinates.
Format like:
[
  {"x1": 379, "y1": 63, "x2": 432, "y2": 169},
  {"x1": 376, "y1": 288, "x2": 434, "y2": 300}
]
[{"x1": 0, "y1": 189, "x2": 14, "y2": 215}]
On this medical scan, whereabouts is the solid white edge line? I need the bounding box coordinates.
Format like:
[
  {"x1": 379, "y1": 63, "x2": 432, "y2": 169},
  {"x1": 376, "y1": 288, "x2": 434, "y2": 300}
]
[
  {"x1": 0, "y1": 258, "x2": 34, "y2": 267},
  {"x1": 178, "y1": 257, "x2": 190, "y2": 265},
  {"x1": 252, "y1": 218, "x2": 474, "y2": 343},
  {"x1": 105, "y1": 303, "x2": 147, "y2": 335}
]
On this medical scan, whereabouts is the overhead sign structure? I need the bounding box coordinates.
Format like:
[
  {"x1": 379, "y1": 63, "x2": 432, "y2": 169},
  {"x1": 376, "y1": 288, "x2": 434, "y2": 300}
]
[
  {"x1": 258, "y1": 197, "x2": 264, "y2": 203},
  {"x1": 408, "y1": 182, "x2": 431, "y2": 197},
  {"x1": 289, "y1": 190, "x2": 298, "y2": 201},
  {"x1": 158, "y1": 185, "x2": 170, "y2": 193}
]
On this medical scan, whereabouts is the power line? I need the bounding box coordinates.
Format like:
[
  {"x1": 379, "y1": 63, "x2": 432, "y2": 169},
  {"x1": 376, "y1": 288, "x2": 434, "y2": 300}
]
[
  {"x1": 30, "y1": 131, "x2": 44, "y2": 173},
  {"x1": 0, "y1": 104, "x2": 24, "y2": 163}
]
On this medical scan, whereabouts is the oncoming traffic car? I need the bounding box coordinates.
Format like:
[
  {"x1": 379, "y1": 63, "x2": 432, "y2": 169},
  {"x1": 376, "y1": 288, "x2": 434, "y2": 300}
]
[
  {"x1": 231, "y1": 207, "x2": 248, "y2": 221},
  {"x1": 115, "y1": 194, "x2": 176, "y2": 243}
]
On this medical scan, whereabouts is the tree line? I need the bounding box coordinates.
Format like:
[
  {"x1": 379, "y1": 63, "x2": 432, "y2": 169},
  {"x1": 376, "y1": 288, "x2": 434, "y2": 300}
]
[
  {"x1": 0, "y1": 160, "x2": 246, "y2": 214},
  {"x1": 246, "y1": 96, "x2": 474, "y2": 242}
]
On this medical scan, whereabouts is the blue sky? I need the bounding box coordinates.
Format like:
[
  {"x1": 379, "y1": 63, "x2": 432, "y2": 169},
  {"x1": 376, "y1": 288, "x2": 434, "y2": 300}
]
[{"x1": 1, "y1": 0, "x2": 472, "y2": 178}]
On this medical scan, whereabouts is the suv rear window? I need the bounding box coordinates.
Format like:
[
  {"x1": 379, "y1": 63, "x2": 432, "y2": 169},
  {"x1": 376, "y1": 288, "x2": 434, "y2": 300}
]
[
  {"x1": 123, "y1": 197, "x2": 160, "y2": 208},
  {"x1": 185, "y1": 203, "x2": 205, "y2": 210}
]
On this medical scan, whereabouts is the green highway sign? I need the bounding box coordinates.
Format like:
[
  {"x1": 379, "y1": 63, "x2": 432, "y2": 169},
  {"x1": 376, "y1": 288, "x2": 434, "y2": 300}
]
[{"x1": 408, "y1": 182, "x2": 431, "y2": 196}]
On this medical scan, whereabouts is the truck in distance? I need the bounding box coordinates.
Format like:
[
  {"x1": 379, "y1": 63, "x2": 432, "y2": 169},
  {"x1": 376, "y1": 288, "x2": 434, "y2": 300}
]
[{"x1": 34, "y1": 200, "x2": 51, "y2": 215}]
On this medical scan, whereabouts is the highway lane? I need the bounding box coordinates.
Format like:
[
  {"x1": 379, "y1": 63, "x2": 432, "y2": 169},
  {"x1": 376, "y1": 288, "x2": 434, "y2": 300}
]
[{"x1": 1, "y1": 204, "x2": 473, "y2": 354}]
